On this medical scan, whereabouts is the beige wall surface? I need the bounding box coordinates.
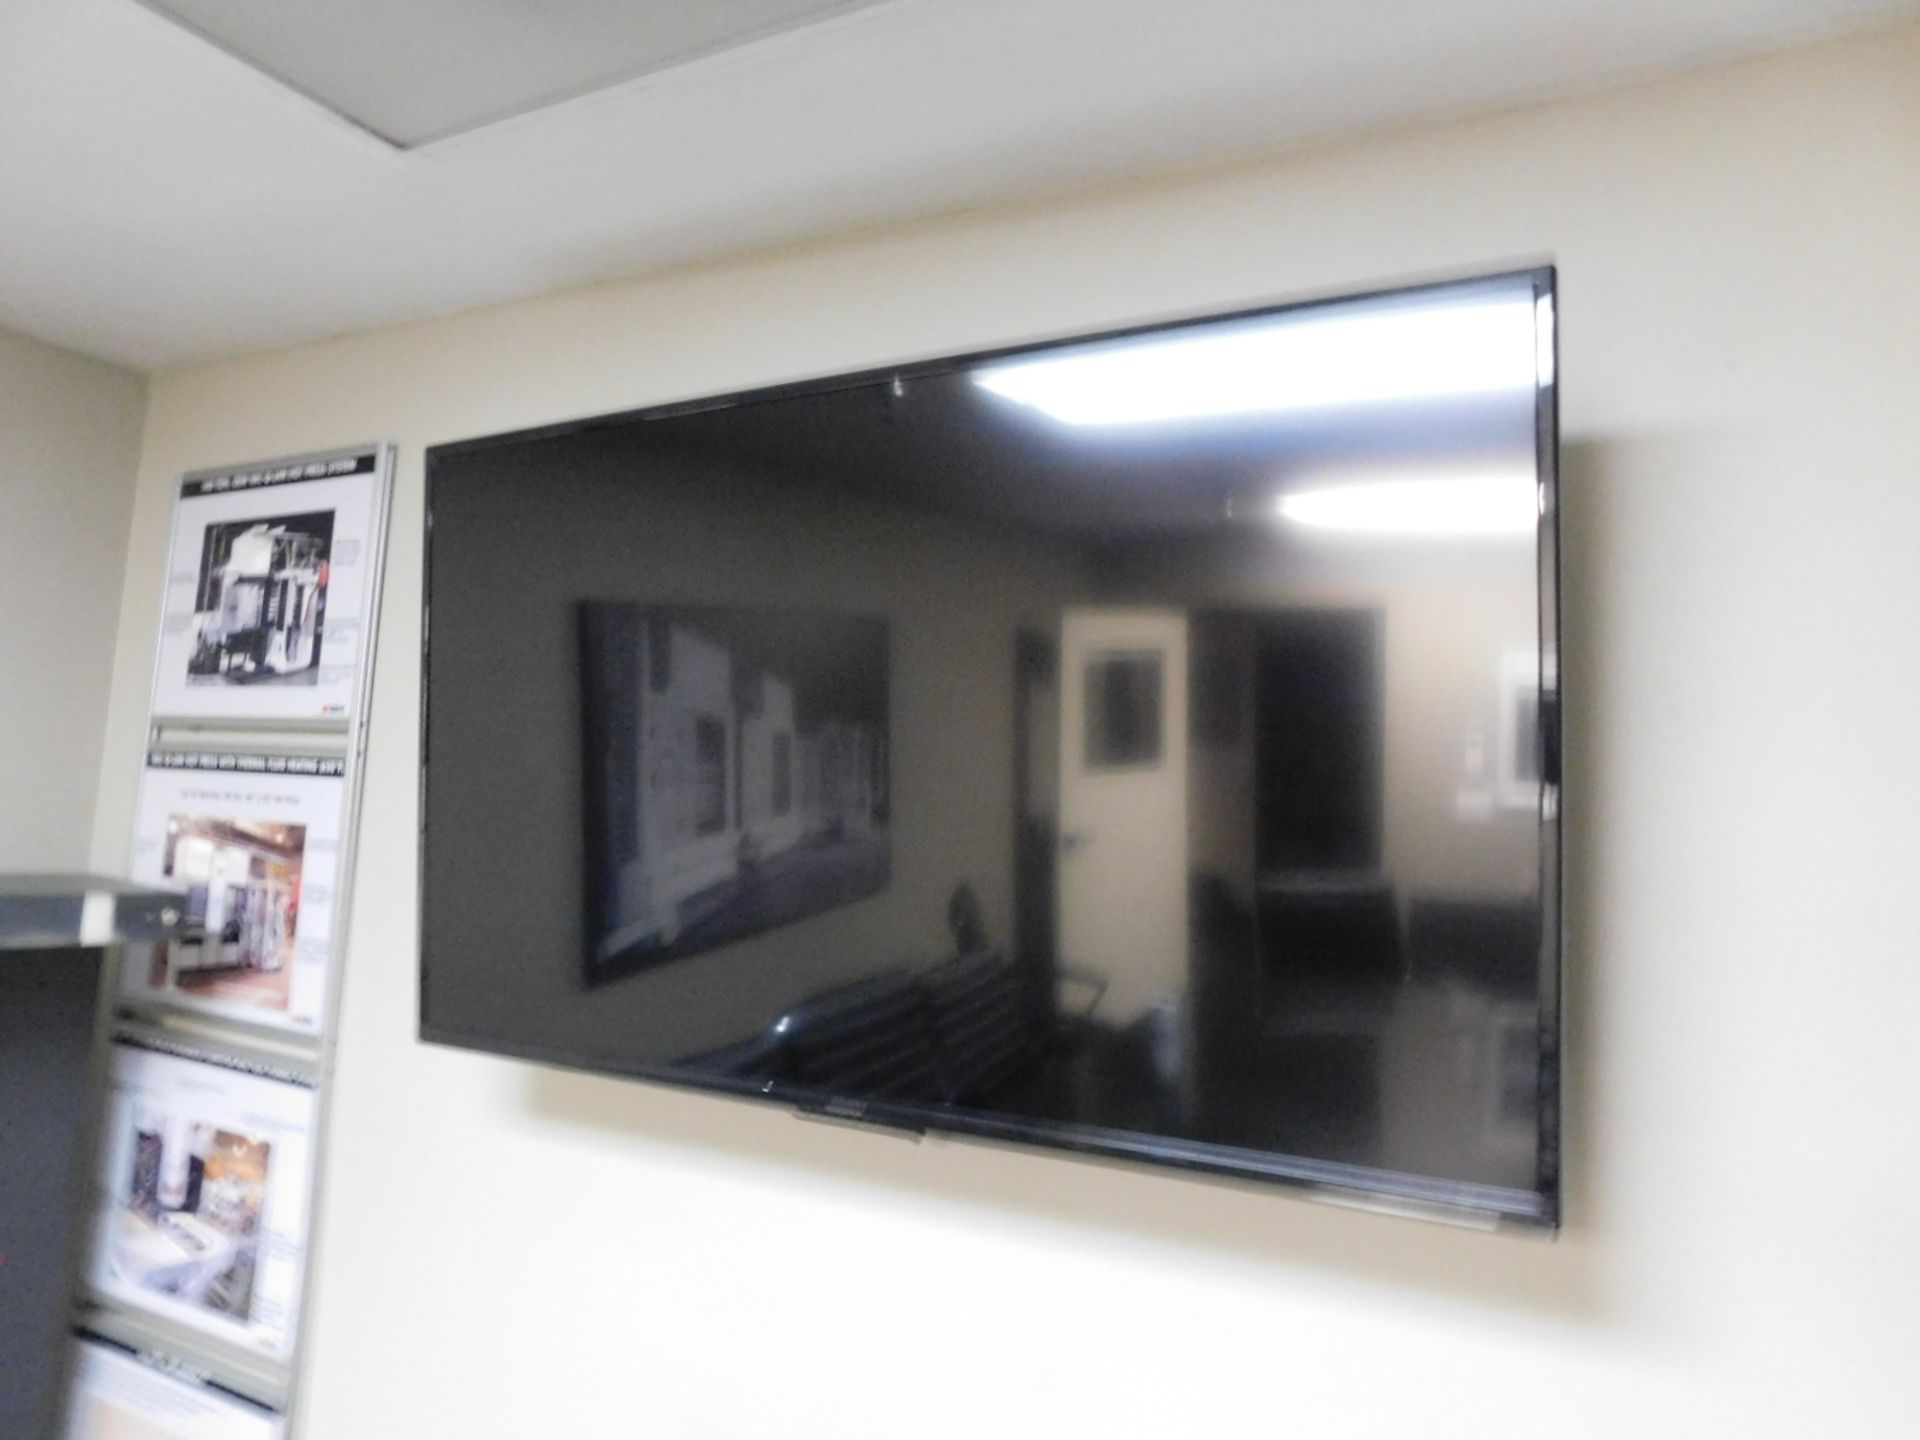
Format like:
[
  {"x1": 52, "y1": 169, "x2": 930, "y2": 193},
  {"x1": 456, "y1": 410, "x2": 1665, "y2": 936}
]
[
  {"x1": 91, "y1": 25, "x2": 1919, "y2": 1440},
  {"x1": 0, "y1": 325, "x2": 145, "y2": 871}
]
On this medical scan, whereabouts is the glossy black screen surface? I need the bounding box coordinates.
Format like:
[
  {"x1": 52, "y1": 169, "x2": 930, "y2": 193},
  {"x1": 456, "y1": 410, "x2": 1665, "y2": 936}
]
[{"x1": 421, "y1": 269, "x2": 1562, "y2": 1226}]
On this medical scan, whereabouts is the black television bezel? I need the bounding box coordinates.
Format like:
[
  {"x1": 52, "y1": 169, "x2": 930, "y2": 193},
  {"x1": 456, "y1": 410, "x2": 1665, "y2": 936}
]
[{"x1": 418, "y1": 264, "x2": 1564, "y2": 1232}]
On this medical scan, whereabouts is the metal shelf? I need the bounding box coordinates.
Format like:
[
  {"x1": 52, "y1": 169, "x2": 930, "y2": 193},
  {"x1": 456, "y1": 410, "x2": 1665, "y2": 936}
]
[{"x1": 0, "y1": 873, "x2": 182, "y2": 952}]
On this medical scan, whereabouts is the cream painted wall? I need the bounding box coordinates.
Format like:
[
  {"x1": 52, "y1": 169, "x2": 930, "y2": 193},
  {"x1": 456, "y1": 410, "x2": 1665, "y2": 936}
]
[
  {"x1": 90, "y1": 25, "x2": 1920, "y2": 1439},
  {"x1": 0, "y1": 325, "x2": 145, "y2": 871}
]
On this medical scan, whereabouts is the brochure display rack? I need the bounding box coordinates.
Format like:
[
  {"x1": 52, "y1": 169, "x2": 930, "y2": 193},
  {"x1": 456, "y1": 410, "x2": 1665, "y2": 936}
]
[
  {"x1": 63, "y1": 445, "x2": 394, "y2": 1438},
  {"x1": 66, "y1": 1336, "x2": 285, "y2": 1440}
]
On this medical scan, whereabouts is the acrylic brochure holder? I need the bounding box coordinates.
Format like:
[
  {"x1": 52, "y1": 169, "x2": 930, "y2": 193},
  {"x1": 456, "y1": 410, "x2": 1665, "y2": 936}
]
[{"x1": 63, "y1": 445, "x2": 394, "y2": 1437}]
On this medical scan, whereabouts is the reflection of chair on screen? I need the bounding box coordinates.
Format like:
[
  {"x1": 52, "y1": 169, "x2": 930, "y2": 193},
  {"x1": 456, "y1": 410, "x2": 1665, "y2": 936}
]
[
  {"x1": 1406, "y1": 898, "x2": 1539, "y2": 999},
  {"x1": 1243, "y1": 872, "x2": 1399, "y2": 1159},
  {"x1": 686, "y1": 950, "x2": 1044, "y2": 1108},
  {"x1": 1256, "y1": 871, "x2": 1402, "y2": 1008},
  {"x1": 924, "y1": 949, "x2": 1035, "y2": 1103},
  {"x1": 782, "y1": 970, "x2": 940, "y2": 1101},
  {"x1": 1406, "y1": 898, "x2": 1543, "y2": 1160}
]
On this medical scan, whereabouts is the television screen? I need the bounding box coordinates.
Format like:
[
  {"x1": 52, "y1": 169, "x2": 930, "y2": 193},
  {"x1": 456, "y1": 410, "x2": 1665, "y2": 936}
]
[{"x1": 421, "y1": 267, "x2": 1562, "y2": 1227}]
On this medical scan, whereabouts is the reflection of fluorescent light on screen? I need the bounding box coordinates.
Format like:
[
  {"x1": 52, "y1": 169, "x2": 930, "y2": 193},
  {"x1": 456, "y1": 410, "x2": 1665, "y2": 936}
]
[
  {"x1": 1535, "y1": 294, "x2": 1555, "y2": 386},
  {"x1": 1276, "y1": 472, "x2": 1538, "y2": 536},
  {"x1": 972, "y1": 296, "x2": 1537, "y2": 426}
]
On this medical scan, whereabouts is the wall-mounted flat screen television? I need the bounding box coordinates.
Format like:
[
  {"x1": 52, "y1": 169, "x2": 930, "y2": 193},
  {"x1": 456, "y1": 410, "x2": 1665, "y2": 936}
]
[{"x1": 421, "y1": 267, "x2": 1562, "y2": 1228}]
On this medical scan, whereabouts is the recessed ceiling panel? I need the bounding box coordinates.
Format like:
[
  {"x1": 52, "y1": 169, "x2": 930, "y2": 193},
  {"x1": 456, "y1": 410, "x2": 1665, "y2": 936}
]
[{"x1": 140, "y1": 0, "x2": 895, "y2": 147}]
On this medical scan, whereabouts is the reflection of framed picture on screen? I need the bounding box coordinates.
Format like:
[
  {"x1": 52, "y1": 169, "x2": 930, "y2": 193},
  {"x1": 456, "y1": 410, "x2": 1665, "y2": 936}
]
[
  {"x1": 88, "y1": 1044, "x2": 315, "y2": 1362},
  {"x1": 149, "y1": 448, "x2": 391, "y2": 724},
  {"x1": 1497, "y1": 649, "x2": 1556, "y2": 811},
  {"x1": 579, "y1": 601, "x2": 891, "y2": 986},
  {"x1": 122, "y1": 750, "x2": 347, "y2": 1036}
]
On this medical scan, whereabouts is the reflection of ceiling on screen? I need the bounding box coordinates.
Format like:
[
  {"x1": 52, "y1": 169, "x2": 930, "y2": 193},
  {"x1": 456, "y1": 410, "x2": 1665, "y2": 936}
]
[
  {"x1": 136, "y1": 0, "x2": 896, "y2": 147},
  {"x1": 643, "y1": 349, "x2": 1539, "y2": 541}
]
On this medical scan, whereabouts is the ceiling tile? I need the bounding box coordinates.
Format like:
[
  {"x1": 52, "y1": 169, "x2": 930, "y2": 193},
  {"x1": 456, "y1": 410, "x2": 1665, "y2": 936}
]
[{"x1": 139, "y1": 0, "x2": 895, "y2": 147}]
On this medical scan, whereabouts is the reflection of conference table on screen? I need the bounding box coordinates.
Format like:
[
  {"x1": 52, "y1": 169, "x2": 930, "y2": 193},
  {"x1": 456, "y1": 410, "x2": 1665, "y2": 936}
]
[{"x1": 115, "y1": 1211, "x2": 239, "y2": 1300}]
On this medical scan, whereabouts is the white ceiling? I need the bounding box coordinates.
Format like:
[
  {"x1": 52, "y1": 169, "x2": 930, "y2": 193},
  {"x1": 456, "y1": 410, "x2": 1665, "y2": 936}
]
[{"x1": 1, "y1": 0, "x2": 1913, "y2": 372}]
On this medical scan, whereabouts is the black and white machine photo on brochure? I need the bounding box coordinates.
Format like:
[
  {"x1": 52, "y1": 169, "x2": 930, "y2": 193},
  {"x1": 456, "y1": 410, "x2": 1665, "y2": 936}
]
[
  {"x1": 123, "y1": 751, "x2": 345, "y2": 1037},
  {"x1": 189, "y1": 510, "x2": 334, "y2": 687},
  {"x1": 89, "y1": 1045, "x2": 314, "y2": 1363},
  {"x1": 64, "y1": 1336, "x2": 285, "y2": 1440},
  {"x1": 149, "y1": 449, "x2": 387, "y2": 724}
]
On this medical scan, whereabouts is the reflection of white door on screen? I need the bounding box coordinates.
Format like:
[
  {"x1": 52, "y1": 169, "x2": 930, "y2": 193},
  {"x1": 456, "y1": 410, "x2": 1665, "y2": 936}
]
[{"x1": 1057, "y1": 607, "x2": 1188, "y2": 1026}]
